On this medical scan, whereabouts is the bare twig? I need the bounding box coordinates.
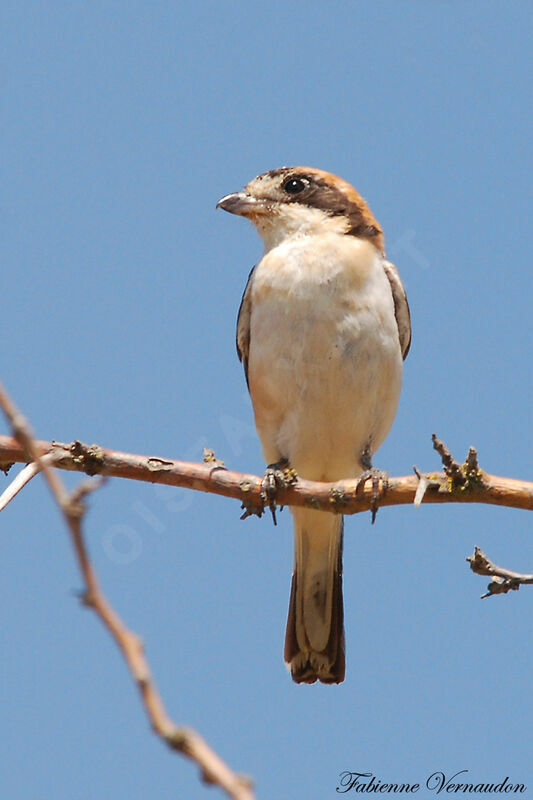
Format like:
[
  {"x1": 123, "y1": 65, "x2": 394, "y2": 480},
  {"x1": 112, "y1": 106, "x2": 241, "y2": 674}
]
[
  {"x1": 465, "y1": 446, "x2": 480, "y2": 474},
  {"x1": 467, "y1": 546, "x2": 533, "y2": 599},
  {"x1": 432, "y1": 433, "x2": 467, "y2": 486},
  {"x1": 0, "y1": 383, "x2": 255, "y2": 800},
  {"x1": 0, "y1": 434, "x2": 532, "y2": 517},
  {"x1": 0, "y1": 452, "x2": 57, "y2": 511}
]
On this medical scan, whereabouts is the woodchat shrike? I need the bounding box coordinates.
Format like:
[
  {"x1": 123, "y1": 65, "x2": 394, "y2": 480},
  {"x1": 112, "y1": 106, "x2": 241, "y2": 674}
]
[{"x1": 218, "y1": 167, "x2": 411, "y2": 684}]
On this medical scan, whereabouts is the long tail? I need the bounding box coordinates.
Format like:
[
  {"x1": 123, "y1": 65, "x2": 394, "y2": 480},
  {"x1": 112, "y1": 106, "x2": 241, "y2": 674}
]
[{"x1": 284, "y1": 507, "x2": 345, "y2": 684}]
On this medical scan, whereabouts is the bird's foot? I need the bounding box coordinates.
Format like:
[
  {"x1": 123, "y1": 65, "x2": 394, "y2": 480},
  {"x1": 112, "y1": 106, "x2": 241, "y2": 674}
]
[
  {"x1": 240, "y1": 459, "x2": 296, "y2": 523},
  {"x1": 240, "y1": 497, "x2": 265, "y2": 521},
  {"x1": 356, "y1": 468, "x2": 389, "y2": 524},
  {"x1": 259, "y1": 458, "x2": 297, "y2": 526}
]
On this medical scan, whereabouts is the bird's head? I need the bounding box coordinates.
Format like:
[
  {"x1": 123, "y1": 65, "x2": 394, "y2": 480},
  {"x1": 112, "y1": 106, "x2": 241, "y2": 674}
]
[{"x1": 217, "y1": 166, "x2": 384, "y2": 252}]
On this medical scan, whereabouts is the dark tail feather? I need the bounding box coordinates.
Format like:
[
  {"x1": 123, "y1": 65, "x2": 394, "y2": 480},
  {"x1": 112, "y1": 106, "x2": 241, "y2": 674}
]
[{"x1": 284, "y1": 514, "x2": 345, "y2": 684}]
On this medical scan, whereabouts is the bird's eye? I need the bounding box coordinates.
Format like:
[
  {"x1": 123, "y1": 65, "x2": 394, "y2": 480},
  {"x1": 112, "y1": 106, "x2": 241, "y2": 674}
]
[{"x1": 282, "y1": 177, "x2": 307, "y2": 195}]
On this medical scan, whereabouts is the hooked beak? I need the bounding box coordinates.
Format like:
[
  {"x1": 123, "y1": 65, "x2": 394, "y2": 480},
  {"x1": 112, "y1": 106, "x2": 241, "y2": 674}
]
[{"x1": 216, "y1": 191, "x2": 267, "y2": 217}]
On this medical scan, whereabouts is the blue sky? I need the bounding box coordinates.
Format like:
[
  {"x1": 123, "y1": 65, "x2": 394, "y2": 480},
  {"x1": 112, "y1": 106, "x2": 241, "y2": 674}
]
[{"x1": 2, "y1": 2, "x2": 533, "y2": 798}]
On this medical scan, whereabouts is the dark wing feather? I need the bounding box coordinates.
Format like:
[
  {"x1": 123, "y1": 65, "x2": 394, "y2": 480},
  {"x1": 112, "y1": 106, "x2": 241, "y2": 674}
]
[
  {"x1": 382, "y1": 260, "x2": 411, "y2": 360},
  {"x1": 236, "y1": 266, "x2": 256, "y2": 388}
]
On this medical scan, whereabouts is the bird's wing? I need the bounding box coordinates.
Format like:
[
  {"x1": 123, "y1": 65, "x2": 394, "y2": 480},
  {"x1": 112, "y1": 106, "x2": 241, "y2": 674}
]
[
  {"x1": 382, "y1": 260, "x2": 411, "y2": 360},
  {"x1": 236, "y1": 265, "x2": 256, "y2": 388}
]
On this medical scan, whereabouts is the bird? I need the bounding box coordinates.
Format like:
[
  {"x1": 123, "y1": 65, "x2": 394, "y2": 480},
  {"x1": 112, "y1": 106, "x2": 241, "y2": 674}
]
[{"x1": 217, "y1": 167, "x2": 410, "y2": 684}]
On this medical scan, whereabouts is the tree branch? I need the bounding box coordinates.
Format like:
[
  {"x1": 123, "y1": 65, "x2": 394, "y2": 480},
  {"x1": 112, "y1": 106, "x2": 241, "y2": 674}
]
[
  {"x1": 467, "y1": 546, "x2": 533, "y2": 598},
  {"x1": 0, "y1": 434, "x2": 532, "y2": 516},
  {"x1": 0, "y1": 385, "x2": 255, "y2": 800}
]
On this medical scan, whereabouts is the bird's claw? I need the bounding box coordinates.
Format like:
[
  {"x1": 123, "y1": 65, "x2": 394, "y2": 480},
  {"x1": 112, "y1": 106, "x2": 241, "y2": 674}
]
[
  {"x1": 260, "y1": 459, "x2": 296, "y2": 525},
  {"x1": 356, "y1": 468, "x2": 389, "y2": 524},
  {"x1": 240, "y1": 499, "x2": 265, "y2": 521}
]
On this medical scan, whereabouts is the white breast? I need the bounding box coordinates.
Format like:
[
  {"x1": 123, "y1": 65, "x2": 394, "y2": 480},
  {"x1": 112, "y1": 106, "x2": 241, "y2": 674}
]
[{"x1": 247, "y1": 233, "x2": 403, "y2": 481}]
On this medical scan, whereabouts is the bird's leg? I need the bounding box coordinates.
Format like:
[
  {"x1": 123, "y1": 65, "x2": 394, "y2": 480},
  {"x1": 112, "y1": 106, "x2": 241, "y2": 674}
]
[
  {"x1": 261, "y1": 458, "x2": 297, "y2": 526},
  {"x1": 239, "y1": 458, "x2": 297, "y2": 524},
  {"x1": 357, "y1": 446, "x2": 389, "y2": 524}
]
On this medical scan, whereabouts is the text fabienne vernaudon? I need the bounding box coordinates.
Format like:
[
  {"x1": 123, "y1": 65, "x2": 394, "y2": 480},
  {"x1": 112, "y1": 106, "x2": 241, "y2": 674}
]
[{"x1": 337, "y1": 771, "x2": 527, "y2": 794}]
